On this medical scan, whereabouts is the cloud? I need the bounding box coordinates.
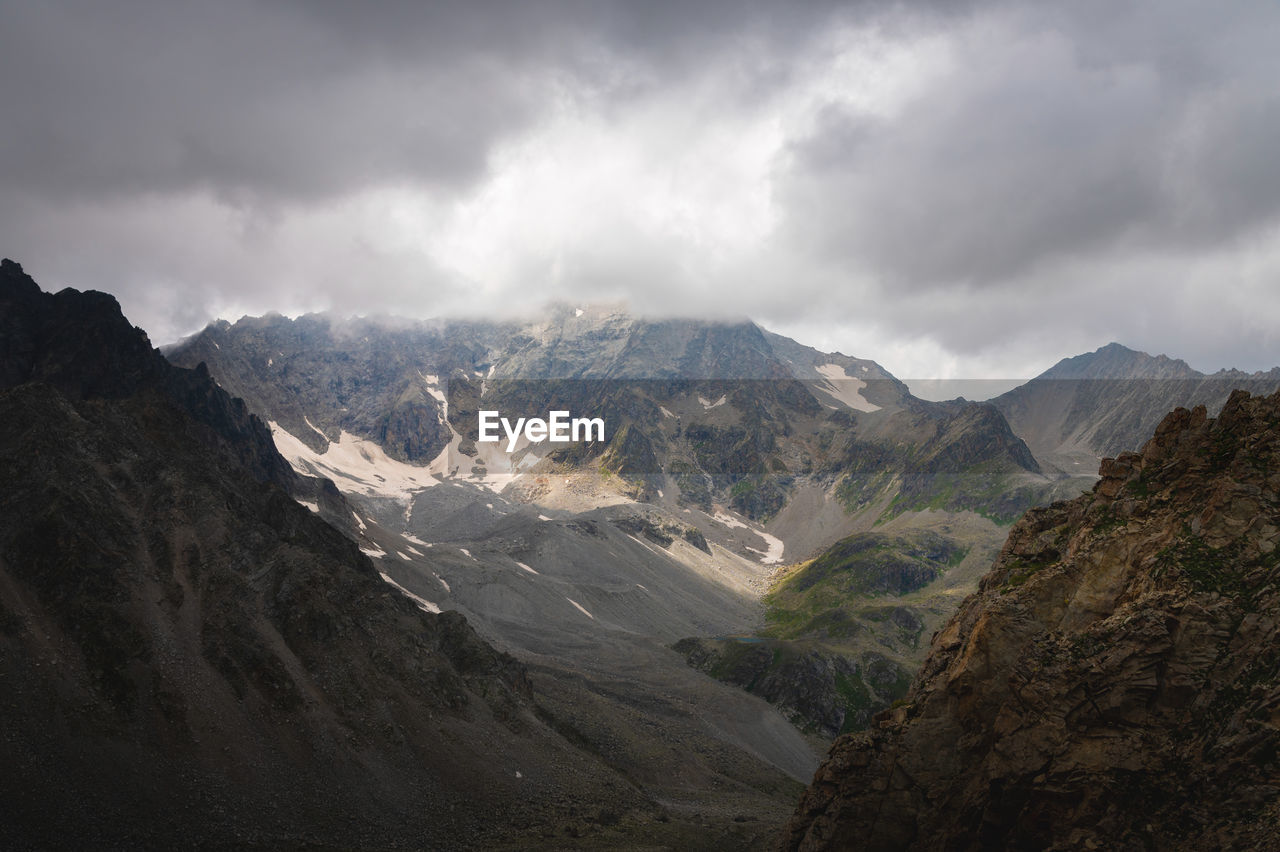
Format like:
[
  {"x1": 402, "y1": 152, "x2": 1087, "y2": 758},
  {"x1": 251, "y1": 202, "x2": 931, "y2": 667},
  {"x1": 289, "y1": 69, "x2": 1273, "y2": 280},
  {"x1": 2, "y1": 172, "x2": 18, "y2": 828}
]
[
  {"x1": 778, "y1": 2, "x2": 1280, "y2": 288},
  {"x1": 3, "y1": 0, "x2": 1279, "y2": 382}
]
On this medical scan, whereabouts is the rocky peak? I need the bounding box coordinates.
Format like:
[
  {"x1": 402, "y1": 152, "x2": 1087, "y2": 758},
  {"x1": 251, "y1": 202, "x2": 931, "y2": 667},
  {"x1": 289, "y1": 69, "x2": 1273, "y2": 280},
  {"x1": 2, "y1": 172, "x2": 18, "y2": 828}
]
[
  {"x1": 1, "y1": 258, "x2": 295, "y2": 489},
  {"x1": 993, "y1": 342, "x2": 1280, "y2": 467},
  {"x1": 782, "y1": 389, "x2": 1280, "y2": 850},
  {"x1": 1040, "y1": 341, "x2": 1201, "y2": 381}
]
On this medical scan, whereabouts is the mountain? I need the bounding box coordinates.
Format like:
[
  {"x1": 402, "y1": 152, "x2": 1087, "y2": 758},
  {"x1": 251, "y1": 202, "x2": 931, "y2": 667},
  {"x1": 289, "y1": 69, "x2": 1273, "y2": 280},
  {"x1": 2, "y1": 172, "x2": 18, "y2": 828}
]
[
  {"x1": 0, "y1": 261, "x2": 804, "y2": 850},
  {"x1": 782, "y1": 389, "x2": 1280, "y2": 850},
  {"x1": 994, "y1": 342, "x2": 1280, "y2": 473},
  {"x1": 165, "y1": 305, "x2": 1062, "y2": 746},
  {"x1": 167, "y1": 306, "x2": 1043, "y2": 527}
]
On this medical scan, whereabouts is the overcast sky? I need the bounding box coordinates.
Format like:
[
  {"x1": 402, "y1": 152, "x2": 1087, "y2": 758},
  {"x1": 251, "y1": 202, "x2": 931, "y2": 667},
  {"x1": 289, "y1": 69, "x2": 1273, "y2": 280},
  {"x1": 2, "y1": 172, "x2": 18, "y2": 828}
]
[{"x1": 5, "y1": 0, "x2": 1280, "y2": 395}]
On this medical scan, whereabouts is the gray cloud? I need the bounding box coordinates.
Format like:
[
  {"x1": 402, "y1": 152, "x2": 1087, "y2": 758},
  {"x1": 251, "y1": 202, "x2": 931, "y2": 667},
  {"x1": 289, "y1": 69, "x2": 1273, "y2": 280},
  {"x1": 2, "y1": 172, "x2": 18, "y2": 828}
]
[
  {"x1": 0, "y1": 1, "x2": 553, "y2": 201},
  {"x1": 3, "y1": 0, "x2": 1279, "y2": 383},
  {"x1": 0, "y1": 0, "x2": 864, "y2": 203},
  {"x1": 779, "y1": 1, "x2": 1280, "y2": 288}
]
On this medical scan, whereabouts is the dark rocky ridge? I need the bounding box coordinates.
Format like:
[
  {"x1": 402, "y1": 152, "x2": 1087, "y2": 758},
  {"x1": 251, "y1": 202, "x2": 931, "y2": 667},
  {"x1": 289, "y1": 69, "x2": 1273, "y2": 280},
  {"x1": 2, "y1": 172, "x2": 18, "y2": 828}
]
[
  {"x1": 0, "y1": 262, "x2": 656, "y2": 848},
  {"x1": 1, "y1": 259, "x2": 296, "y2": 490},
  {"x1": 781, "y1": 389, "x2": 1280, "y2": 850}
]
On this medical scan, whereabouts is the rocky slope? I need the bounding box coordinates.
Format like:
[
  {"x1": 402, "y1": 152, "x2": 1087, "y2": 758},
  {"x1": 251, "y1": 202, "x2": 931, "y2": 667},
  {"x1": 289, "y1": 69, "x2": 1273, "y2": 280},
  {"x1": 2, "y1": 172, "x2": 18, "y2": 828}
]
[
  {"x1": 995, "y1": 341, "x2": 1280, "y2": 472},
  {"x1": 781, "y1": 389, "x2": 1280, "y2": 850},
  {"x1": 0, "y1": 261, "x2": 717, "y2": 849},
  {"x1": 675, "y1": 530, "x2": 974, "y2": 739}
]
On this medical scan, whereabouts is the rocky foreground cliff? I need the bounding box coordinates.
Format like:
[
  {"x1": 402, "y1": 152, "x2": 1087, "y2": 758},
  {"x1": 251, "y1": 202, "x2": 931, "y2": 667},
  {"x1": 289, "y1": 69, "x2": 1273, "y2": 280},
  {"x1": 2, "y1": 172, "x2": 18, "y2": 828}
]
[
  {"x1": 782, "y1": 390, "x2": 1280, "y2": 850},
  {"x1": 0, "y1": 261, "x2": 662, "y2": 849}
]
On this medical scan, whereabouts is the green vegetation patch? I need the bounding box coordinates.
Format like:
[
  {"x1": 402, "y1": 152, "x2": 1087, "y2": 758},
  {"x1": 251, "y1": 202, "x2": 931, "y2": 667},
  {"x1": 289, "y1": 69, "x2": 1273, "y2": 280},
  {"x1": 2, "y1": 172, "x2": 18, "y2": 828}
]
[
  {"x1": 772, "y1": 530, "x2": 967, "y2": 604},
  {"x1": 999, "y1": 553, "x2": 1059, "y2": 593},
  {"x1": 1155, "y1": 530, "x2": 1247, "y2": 598}
]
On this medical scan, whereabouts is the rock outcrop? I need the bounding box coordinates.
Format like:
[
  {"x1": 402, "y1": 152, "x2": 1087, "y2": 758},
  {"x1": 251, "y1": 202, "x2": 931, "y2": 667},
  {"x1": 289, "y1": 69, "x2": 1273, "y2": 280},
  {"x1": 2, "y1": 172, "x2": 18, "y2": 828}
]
[{"x1": 782, "y1": 390, "x2": 1280, "y2": 850}]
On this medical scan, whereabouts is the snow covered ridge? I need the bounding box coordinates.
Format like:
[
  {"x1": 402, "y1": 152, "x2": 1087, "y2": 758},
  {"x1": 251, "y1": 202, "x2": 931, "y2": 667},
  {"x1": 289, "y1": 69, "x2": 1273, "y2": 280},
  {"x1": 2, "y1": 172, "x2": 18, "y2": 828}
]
[{"x1": 477, "y1": 409, "x2": 605, "y2": 452}]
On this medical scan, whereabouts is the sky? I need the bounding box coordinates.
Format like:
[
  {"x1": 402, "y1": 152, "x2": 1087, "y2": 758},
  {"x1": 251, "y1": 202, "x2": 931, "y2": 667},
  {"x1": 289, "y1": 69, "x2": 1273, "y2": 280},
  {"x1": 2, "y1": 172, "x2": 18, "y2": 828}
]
[{"x1": 4, "y1": 0, "x2": 1280, "y2": 397}]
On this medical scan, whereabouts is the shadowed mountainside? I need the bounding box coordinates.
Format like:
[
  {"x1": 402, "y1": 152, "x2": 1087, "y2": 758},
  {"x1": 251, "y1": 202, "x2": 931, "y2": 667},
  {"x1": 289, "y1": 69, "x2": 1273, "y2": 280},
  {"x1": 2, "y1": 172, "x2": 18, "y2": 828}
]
[{"x1": 0, "y1": 261, "x2": 707, "y2": 849}]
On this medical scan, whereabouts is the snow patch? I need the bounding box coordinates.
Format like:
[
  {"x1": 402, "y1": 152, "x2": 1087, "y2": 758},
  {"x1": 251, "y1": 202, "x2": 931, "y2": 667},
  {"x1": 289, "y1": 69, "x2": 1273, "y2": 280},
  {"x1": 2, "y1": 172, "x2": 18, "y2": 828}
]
[
  {"x1": 659, "y1": 405, "x2": 676, "y2": 419},
  {"x1": 815, "y1": 364, "x2": 880, "y2": 412},
  {"x1": 459, "y1": 548, "x2": 476, "y2": 561},
  {"x1": 713, "y1": 511, "x2": 748, "y2": 530},
  {"x1": 698, "y1": 395, "x2": 727, "y2": 409},
  {"x1": 716, "y1": 510, "x2": 785, "y2": 564},
  {"x1": 360, "y1": 546, "x2": 387, "y2": 558},
  {"x1": 378, "y1": 572, "x2": 441, "y2": 613},
  {"x1": 515, "y1": 561, "x2": 540, "y2": 576},
  {"x1": 418, "y1": 372, "x2": 448, "y2": 413},
  {"x1": 574, "y1": 308, "x2": 584, "y2": 317},
  {"x1": 745, "y1": 530, "x2": 785, "y2": 565},
  {"x1": 401, "y1": 532, "x2": 432, "y2": 549},
  {"x1": 566, "y1": 597, "x2": 595, "y2": 619},
  {"x1": 297, "y1": 500, "x2": 319, "y2": 513},
  {"x1": 270, "y1": 422, "x2": 445, "y2": 501}
]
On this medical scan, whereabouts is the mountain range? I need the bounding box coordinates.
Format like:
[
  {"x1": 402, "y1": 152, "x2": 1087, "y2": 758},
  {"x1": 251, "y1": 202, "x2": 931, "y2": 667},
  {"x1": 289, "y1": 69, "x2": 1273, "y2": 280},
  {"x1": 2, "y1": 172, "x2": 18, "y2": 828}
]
[{"x1": 3, "y1": 256, "x2": 1277, "y2": 848}]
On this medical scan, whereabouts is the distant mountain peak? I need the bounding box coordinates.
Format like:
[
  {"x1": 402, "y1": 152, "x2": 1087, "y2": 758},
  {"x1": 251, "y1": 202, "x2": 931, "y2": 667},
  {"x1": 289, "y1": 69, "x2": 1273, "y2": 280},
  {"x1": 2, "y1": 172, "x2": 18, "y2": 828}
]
[{"x1": 1037, "y1": 341, "x2": 1200, "y2": 381}]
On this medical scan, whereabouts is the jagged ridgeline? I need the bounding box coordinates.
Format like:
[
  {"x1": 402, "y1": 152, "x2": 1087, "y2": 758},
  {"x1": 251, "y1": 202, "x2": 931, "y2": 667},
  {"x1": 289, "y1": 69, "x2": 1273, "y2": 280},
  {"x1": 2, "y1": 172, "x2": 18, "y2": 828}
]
[
  {"x1": 167, "y1": 308, "x2": 1054, "y2": 527},
  {"x1": 783, "y1": 390, "x2": 1280, "y2": 851}
]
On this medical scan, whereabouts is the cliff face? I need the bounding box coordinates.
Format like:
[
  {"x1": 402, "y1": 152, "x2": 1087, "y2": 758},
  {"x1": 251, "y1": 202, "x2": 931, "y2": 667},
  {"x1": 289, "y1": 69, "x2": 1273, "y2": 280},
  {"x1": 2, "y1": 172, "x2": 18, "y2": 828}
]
[{"x1": 782, "y1": 390, "x2": 1280, "y2": 851}]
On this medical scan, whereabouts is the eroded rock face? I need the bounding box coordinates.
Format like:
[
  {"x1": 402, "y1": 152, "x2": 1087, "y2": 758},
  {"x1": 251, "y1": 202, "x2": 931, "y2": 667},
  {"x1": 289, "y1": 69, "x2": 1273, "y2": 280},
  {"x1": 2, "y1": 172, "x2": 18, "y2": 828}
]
[{"x1": 782, "y1": 390, "x2": 1280, "y2": 851}]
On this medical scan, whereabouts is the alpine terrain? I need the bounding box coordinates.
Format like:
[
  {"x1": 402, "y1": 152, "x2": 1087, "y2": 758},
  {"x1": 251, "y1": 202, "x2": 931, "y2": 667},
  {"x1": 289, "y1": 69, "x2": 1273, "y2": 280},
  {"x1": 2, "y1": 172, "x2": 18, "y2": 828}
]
[
  {"x1": 0, "y1": 261, "x2": 798, "y2": 850},
  {"x1": 6, "y1": 255, "x2": 1278, "y2": 849},
  {"x1": 783, "y1": 390, "x2": 1280, "y2": 850},
  {"x1": 166, "y1": 303, "x2": 1079, "y2": 744}
]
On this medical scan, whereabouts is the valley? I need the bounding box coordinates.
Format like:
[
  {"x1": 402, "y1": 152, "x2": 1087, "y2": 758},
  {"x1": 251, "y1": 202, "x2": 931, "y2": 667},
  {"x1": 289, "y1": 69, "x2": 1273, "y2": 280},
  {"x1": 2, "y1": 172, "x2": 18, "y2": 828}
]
[{"x1": 5, "y1": 259, "x2": 1277, "y2": 848}]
